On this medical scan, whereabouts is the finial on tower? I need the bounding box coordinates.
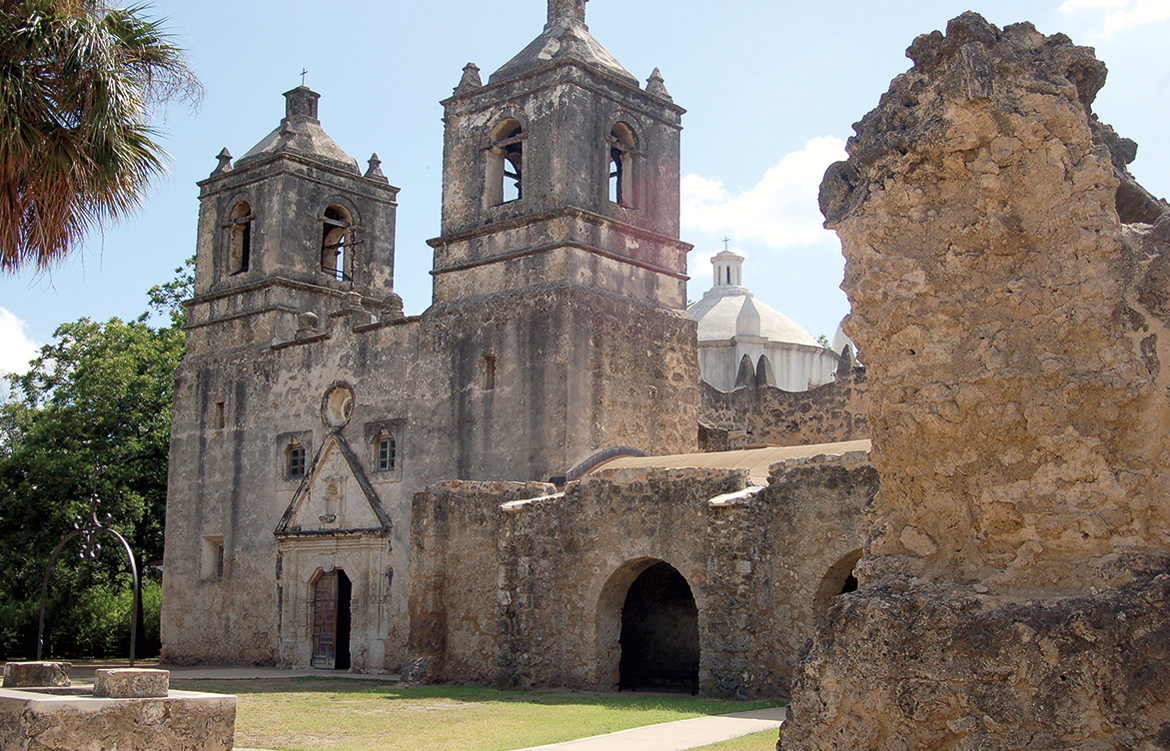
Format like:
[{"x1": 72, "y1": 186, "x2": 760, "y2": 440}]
[
  {"x1": 212, "y1": 148, "x2": 233, "y2": 176},
  {"x1": 646, "y1": 68, "x2": 672, "y2": 101},
  {"x1": 548, "y1": 0, "x2": 587, "y2": 26},
  {"x1": 454, "y1": 63, "x2": 482, "y2": 94}
]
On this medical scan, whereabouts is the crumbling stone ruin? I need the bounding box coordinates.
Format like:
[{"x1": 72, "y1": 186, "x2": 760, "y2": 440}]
[
  {"x1": 407, "y1": 456, "x2": 875, "y2": 698},
  {"x1": 781, "y1": 13, "x2": 1170, "y2": 749}
]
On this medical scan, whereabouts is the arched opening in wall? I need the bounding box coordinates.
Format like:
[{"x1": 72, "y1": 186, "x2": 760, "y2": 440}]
[
  {"x1": 608, "y1": 122, "x2": 637, "y2": 208},
  {"x1": 812, "y1": 549, "x2": 863, "y2": 622},
  {"x1": 321, "y1": 204, "x2": 353, "y2": 281},
  {"x1": 228, "y1": 201, "x2": 253, "y2": 274},
  {"x1": 311, "y1": 569, "x2": 352, "y2": 670},
  {"x1": 611, "y1": 561, "x2": 699, "y2": 694},
  {"x1": 487, "y1": 118, "x2": 523, "y2": 205}
]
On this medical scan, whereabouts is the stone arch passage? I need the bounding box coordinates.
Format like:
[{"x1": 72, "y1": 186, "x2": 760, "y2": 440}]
[
  {"x1": 813, "y1": 549, "x2": 862, "y2": 621},
  {"x1": 311, "y1": 568, "x2": 352, "y2": 670},
  {"x1": 616, "y1": 561, "x2": 699, "y2": 694}
]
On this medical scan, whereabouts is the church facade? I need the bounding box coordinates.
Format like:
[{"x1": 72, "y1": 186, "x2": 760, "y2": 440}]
[{"x1": 160, "y1": 0, "x2": 871, "y2": 695}]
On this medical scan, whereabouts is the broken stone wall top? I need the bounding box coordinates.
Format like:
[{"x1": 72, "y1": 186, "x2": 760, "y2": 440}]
[{"x1": 820, "y1": 12, "x2": 1170, "y2": 594}]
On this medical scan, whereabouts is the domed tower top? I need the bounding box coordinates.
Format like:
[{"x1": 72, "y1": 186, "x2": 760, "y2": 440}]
[
  {"x1": 430, "y1": 0, "x2": 690, "y2": 310},
  {"x1": 490, "y1": 0, "x2": 637, "y2": 85},
  {"x1": 194, "y1": 87, "x2": 399, "y2": 308}
]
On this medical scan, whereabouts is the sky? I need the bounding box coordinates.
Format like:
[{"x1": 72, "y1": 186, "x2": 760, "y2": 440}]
[{"x1": 1, "y1": 0, "x2": 1168, "y2": 376}]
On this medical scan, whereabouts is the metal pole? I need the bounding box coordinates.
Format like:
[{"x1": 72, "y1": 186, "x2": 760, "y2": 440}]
[
  {"x1": 101, "y1": 528, "x2": 140, "y2": 667},
  {"x1": 36, "y1": 531, "x2": 81, "y2": 661}
]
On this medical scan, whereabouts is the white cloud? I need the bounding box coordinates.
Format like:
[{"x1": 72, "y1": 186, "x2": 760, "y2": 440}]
[
  {"x1": 0, "y1": 308, "x2": 41, "y2": 376},
  {"x1": 1059, "y1": 0, "x2": 1170, "y2": 36},
  {"x1": 681, "y1": 136, "x2": 847, "y2": 250}
]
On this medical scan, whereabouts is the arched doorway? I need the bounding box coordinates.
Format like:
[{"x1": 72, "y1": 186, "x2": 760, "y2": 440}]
[
  {"x1": 813, "y1": 549, "x2": 863, "y2": 621},
  {"x1": 617, "y1": 561, "x2": 699, "y2": 694},
  {"x1": 311, "y1": 569, "x2": 351, "y2": 670}
]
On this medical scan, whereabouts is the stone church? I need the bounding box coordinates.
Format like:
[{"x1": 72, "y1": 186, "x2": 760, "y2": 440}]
[{"x1": 161, "y1": 0, "x2": 870, "y2": 696}]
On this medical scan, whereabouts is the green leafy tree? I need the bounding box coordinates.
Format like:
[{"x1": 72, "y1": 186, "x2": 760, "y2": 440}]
[
  {"x1": 0, "y1": 264, "x2": 187, "y2": 658},
  {"x1": 0, "y1": 0, "x2": 201, "y2": 271}
]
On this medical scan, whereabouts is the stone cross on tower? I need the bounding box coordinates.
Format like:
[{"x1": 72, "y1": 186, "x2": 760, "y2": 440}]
[{"x1": 548, "y1": 0, "x2": 586, "y2": 25}]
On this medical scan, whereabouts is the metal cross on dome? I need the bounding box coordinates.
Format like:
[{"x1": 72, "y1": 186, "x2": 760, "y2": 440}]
[{"x1": 300, "y1": 68, "x2": 308, "y2": 86}]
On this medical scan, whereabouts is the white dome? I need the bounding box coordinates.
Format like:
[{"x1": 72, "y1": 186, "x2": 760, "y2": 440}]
[
  {"x1": 687, "y1": 248, "x2": 838, "y2": 392},
  {"x1": 688, "y1": 288, "x2": 820, "y2": 347}
]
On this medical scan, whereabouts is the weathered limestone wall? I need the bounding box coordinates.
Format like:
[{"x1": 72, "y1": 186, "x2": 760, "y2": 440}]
[
  {"x1": 700, "y1": 361, "x2": 868, "y2": 451},
  {"x1": 0, "y1": 687, "x2": 236, "y2": 751},
  {"x1": 164, "y1": 260, "x2": 697, "y2": 671},
  {"x1": 406, "y1": 480, "x2": 556, "y2": 685},
  {"x1": 408, "y1": 457, "x2": 875, "y2": 698},
  {"x1": 781, "y1": 13, "x2": 1170, "y2": 750}
]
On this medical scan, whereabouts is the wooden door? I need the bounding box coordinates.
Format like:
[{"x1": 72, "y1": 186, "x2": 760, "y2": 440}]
[{"x1": 311, "y1": 571, "x2": 338, "y2": 669}]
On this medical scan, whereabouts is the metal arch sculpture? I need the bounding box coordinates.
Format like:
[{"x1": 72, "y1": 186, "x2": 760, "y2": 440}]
[{"x1": 36, "y1": 493, "x2": 141, "y2": 666}]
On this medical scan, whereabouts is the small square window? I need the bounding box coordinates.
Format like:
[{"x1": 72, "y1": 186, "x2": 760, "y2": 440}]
[
  {"x1": 375, "y1": 435, "x2": 396, "y2": 473},
  {"x1": 288, "y1": 443, "x2": 306, "y2": 479}
]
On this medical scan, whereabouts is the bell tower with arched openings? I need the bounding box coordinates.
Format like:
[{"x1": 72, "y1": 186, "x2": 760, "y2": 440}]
[
  {"x1": 188, "y1": 86, "x2": 401, "y2": 353},
  {"x1": 420, "y1": 0, "x2": 699, "y2": 476},
  {"x1": 429, "y1": 0, "x2": 691, "y2": 310}
]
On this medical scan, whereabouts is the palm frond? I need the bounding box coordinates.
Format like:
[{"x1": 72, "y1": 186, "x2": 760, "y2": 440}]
[{"x1": 0, "y1": 0, "x2": 203, "y2": 272}]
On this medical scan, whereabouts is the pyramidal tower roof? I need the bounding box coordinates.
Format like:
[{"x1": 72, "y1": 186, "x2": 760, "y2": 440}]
[
  {"x1": 236, "y1": 87, "x2": 359, "y2": 174},
  {"x1": 490, "y1": 0, "x2": 638, "y2": 86}
]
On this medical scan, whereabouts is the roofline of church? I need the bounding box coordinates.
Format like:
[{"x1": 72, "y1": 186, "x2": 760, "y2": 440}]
[
  {"x1": 441, "y1": 57, "x2": 685, "y2": 117},
  {"x1": 197, "y1": 151, "x2": 401, "y2": 196}
]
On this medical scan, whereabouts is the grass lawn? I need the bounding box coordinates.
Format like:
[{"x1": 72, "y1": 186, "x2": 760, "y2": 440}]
[
  {"x1": 171, "y1": 679, "x2": 777, "y2": 751},
  {"x1": 690, "y1": 729, "x2": 779, "y2": 750}
]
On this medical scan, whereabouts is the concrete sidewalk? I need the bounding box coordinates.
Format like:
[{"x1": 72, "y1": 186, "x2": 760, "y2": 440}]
[{"x1": 507, "y1": 707, "x2": 786, "y2": 751}]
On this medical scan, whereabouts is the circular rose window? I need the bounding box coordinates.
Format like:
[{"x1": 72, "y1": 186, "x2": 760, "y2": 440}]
[{"x1": 321, "y1": 383, "x2": 355, "y2": 427}]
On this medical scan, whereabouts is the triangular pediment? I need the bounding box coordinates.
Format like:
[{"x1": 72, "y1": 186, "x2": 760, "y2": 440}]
[{"x1": 276, "y1": 431, "x2": 391, "y2": 536}]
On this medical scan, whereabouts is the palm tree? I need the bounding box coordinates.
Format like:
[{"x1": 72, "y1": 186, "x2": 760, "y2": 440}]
[{"x1": 0, "y1": 0, "x2": 201, "y2": 272}]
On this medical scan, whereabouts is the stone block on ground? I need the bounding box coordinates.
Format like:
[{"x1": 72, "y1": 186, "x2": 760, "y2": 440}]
[
  {"x1": 0, "y1": 686, "x2": 236, "y2": 751},
  {"x1": 93, "y1": 668, "x2": 169, "y2": 698},
  {"x1": 2, "y1": 662, "x2": 71, "y2": 688}
]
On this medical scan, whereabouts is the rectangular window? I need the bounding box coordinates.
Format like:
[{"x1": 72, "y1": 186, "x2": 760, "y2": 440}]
[
  {"x1": 376, "y1": 436, "x2": 396, "y2": 472},
  {"x1": 288, "y1": 444, "x2": 306, "y2": 479},
  {"x1": 202, "y1": 536, "x2": 225, "y2": 580},
  {"x1": 214, "y1": 401, "x2": 225, "y2": 430}
]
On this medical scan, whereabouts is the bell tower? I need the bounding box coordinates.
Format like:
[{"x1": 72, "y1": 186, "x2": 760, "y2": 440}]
[
  {"x1": 188, "y1": 87, "x2": 400, "y2": 353},
  {"x1": 426, "y1": 0, "x2": 699, "y2": 477},
  {"x1": 428, "y1": 0, "x2": 690, "y2": 310}
]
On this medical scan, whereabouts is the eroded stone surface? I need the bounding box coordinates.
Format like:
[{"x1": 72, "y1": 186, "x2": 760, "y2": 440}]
[
  {"x1": 93, "y1": 668, "x2": 169, "y2": 699},
  {"x1": 822, "y1": 11, "x2": 1170, "y2": 593},
  {"x1": 700, "y1": 363, "x2": 868, "y2": 450},
  {"x1": 2, "y1": 663, "x2": 70, "y2": 689},
  {"x1": 0, "y1": 688, "x2": 235, "y2": 751},
  {"x1": 783, "y1": 12, "x2": 1170, "y2": 750},
  {"x1": 780, "y1": 567, "x2": 1170, "y2": 751},
  {"x1": 408, "y1": 460, "x2": 875, "y2": 698}
]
